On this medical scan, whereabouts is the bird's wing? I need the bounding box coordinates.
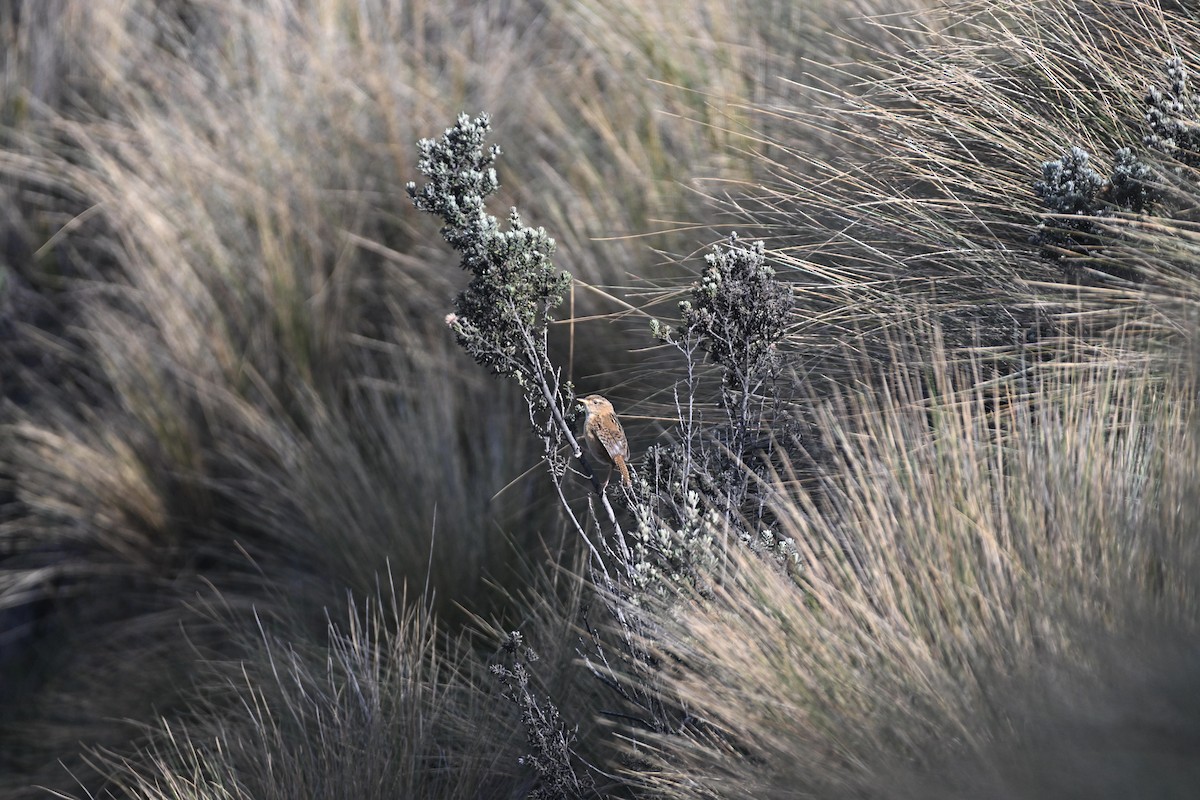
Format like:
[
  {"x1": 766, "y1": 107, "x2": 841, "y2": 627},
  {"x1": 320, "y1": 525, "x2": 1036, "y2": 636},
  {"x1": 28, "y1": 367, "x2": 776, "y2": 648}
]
[{"x1": 597, "y1": 419, "x2": 629, "y2": 460}]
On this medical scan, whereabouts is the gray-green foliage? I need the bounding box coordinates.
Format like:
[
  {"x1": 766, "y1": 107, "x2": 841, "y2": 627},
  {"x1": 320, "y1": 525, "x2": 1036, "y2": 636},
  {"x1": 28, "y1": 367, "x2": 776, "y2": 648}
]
[
  {"x1": 739, "y1": 526, "x2": 799, "y2": 570},
  {"x1": 1032, "y1": 145, "x2": 1109, "y2": 257},
  {"x1": 490, "y1": 631, "x2": 593, "y2": 800},
  {"x1": 1033, "y1": 145, "x2": 1157, "y2": 223},
  {"x1": 1032, "y1": 144, "x2": 1160, "y2": 271},
  {"x1": 1034, "y1": 146, "x2": 1107, "y2": 220},
  {"x1": 410, "y1": 114, "x2": 642, "y2": 793},
  {"x1": 1030, "y1": 57, "x2": 1200, "y2": 266},
  {"x1": 1108, "y1": 146, "x2": 1158, "y2": 211},
  {"x1": 675, "y1": 233, "x2": 792, "y2": 396},
  {"x1": 650, "y1": 234, "x2": 794, "y2": 542},
  {"x1": 1144, "y1": 56, "x2": 1200, "y2": 164},
  {"x1": 407, "y1": 113, "x2": 572, "y2": 419},
  {"x1": 629, "y1": 489, "x2": 722, "y2": 603}
]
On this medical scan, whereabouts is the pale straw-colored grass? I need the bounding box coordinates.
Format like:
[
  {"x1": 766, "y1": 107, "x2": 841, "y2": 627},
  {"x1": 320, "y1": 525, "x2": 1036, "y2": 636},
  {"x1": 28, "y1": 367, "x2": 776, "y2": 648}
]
[{"x1": 628, "y1": 326, "x2": 1200, "y2": 798}]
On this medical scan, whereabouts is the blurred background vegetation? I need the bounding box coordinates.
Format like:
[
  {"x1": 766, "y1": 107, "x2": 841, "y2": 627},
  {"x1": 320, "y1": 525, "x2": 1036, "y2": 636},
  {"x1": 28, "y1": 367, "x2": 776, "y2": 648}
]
[{"x1": 1, "y1": 0, "x2": 1198, "y2": 797}]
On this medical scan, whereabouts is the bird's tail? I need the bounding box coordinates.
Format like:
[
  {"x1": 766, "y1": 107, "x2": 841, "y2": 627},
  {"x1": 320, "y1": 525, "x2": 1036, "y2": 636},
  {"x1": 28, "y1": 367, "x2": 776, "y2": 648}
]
[{"x1": 615, "y1": 456, "x2": 632, "y2": 489}]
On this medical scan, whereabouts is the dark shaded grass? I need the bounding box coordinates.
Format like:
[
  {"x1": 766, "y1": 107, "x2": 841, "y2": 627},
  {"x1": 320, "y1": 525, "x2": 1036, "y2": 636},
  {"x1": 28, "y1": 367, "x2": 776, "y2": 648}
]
[{"x1": 86, "y1": 590, "x2": 530, "y2": 800}]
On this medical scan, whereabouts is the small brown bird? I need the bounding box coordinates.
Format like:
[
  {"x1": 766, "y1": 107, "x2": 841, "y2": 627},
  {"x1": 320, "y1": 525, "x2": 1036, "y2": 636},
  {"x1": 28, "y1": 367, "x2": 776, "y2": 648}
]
[{"x1": 580, "y1": 394, "x2": 632, "y2": 491}]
